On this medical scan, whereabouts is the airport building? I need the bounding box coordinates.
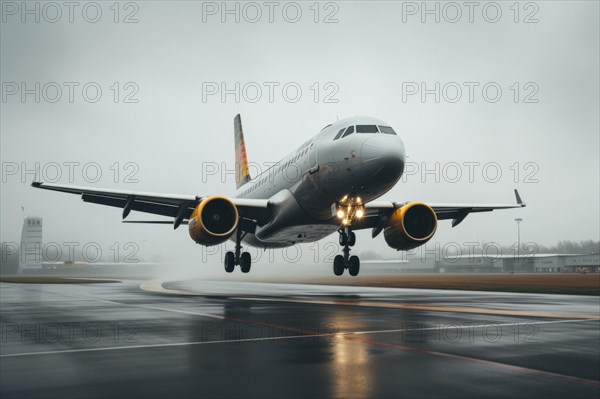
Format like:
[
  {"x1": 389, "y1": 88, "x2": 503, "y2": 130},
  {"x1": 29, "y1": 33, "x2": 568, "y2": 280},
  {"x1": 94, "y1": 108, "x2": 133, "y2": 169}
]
[
  {"x1": 365, "y1": 254, "x2": 600, "y2": 273},
  {"x1": 437, "y1": 254, "x2": 600, "y2": 273},
  {"x1": 528, "y1": 254, "x2": 600, "y2": 273},
  {"x1": 13, "y1": 215, "x2": 159, "y2": 276},
  {"x1": 16, "y1": 216, "x2": 599, "y2": 274}
]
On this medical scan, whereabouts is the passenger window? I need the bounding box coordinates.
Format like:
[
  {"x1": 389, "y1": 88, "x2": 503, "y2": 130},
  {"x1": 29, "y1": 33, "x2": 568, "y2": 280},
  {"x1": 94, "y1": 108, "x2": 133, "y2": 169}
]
[
  {"x1": 333, "y1": 128, "x2": 345, "y2": 140},
  {"x1": 356, "y1": 125, "x2": 379, "y2": 133},
  {"x1": 378, "y1": 126, "x2": 397, "y2": 135},
  {"x1": 342, "y1": 126, "x2": 355, "y2": 138}
]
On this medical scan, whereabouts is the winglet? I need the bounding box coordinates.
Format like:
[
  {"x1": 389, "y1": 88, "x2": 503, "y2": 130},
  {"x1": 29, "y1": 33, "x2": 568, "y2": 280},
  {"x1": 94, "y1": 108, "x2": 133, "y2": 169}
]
[{"x1": 514, "y1": 189, "x2": 526, "y2": 207}]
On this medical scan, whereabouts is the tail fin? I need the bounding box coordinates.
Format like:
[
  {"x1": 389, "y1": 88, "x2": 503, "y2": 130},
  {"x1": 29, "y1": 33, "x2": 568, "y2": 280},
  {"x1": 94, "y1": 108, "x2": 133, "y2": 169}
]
[{"x1": 234, "y1": 114, "x2": 251, "y2": 189}]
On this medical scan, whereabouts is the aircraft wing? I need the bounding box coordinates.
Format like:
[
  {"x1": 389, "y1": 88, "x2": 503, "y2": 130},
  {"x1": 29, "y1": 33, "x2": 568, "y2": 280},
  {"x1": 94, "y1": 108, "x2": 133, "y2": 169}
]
[
  {"x1": 360, "y1": 189, "x2": 526, "y2": 231},
  {"x1": 31, "y1": 182, "x2": 270, "y2": 228}
]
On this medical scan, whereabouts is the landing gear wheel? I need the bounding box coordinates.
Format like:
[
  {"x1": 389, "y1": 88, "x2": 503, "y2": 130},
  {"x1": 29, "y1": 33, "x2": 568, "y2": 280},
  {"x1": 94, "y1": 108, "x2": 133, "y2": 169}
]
[
  {"x1": 333, "y1": 255, "x2": 345, "y2": 276},
  {"x1": 339, "y1": 233, "x2": 348, "y2": 246},
  {"x1": 347, "y1": 232, "x2": 356, "y2": 247},
  {"x1": 348, "y1": 255, "x2": 360, "y2": 276},
  {"x1": 224, "y1": 251, "x2": 235, "y2": 273},
  {"x1": 240, "y1": 252, "x2": 251, "y2": 273}
]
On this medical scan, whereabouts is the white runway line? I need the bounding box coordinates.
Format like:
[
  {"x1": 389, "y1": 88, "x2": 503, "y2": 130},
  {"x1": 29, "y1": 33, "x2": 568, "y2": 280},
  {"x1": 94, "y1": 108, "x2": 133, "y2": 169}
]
[
  {"x1": 1, "y1": 318, "x2": 595, "y2": 359},
  {"x1": 132, "y1": 304, "x2": 225, "y2": 320}
]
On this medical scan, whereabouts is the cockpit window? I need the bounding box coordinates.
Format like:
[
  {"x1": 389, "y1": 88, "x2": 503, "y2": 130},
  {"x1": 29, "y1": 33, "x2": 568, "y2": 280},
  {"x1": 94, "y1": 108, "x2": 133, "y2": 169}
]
[
  {"x1": 342, "y1": 126, "x2": 355, "y2": 138},
  {"x1": 356, "y1": 125, "x2": 379, "y2": 133},
  {"x1": 333, "y1": 128, "x2": 345, "y2": 140},
  {"x1": 378, "y1": 126, "x2": 397, "y2": 135}
]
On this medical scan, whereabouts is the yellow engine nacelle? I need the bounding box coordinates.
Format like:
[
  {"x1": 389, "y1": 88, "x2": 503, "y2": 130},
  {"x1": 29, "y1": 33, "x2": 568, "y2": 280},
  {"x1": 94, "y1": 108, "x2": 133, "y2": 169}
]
[
  {"x1": 384, "y1": 202, "x2": 438, "y2": 250},
  {"x1": 188, "y1": 196, "x2": 239, "y2": 246}
]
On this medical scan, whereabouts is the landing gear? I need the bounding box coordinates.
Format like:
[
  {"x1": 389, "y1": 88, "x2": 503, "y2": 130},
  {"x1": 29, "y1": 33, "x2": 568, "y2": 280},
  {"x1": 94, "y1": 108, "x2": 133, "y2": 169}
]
[
  {"x1": 333, "y1": 226, "x2": 360, "y2": 277},
  {"x1": 347, "y1": 232, "x2": 356, "y2": 247},
  {"x1": 240, "y1": 252, "x2": 251, "y2": 273},
  {"x1": 224, "y1": 227, "x2": 251, "y2": 273},
  {"x1": 224, "y1": 251, "x2": 235, "y2": 273},
  {"x1": 333, "y1": 255, "x2": 345, "y2": 276},
  {"x1": 332, "y1": 195, "x2": 364, "y2": 276},
  {"x1": 348, "y1": 255, "x2": 360, "y2": 276},
  {"x1": 339, "y1": 233, "x2": 347, "y2": 246},
  {"x1": 339, "y1": 232, "x2": 356, "y2": 246}
]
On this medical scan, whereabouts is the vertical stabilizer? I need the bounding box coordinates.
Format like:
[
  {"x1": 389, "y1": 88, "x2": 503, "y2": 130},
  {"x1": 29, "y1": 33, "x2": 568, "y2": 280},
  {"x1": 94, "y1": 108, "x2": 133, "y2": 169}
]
[{"x1": 234, "y1": 114, "x2": 251, "y2": 189}]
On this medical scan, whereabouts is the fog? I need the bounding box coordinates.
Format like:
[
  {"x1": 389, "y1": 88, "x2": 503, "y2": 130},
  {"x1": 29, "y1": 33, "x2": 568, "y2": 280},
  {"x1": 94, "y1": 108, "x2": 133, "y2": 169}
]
[{"x1": 1, "y1": 1, "x2": 599, "y2": 273}]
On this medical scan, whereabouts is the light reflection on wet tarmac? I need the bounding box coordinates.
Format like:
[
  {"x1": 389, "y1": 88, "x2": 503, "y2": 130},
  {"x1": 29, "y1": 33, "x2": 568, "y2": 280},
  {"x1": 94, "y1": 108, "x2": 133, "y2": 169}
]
[{"x1": 1, "y1": 280, "x2": 598, "y2": 398}]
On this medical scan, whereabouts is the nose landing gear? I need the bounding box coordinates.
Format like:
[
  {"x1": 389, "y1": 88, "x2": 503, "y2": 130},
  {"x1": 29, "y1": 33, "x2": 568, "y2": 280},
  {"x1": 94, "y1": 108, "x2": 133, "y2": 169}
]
[
  {"x1": 332, "y1": 196, "x2": 364, "y2": 276},
  {"x1": 333, "y1": 226, "x2": 360, "y2": 276}
]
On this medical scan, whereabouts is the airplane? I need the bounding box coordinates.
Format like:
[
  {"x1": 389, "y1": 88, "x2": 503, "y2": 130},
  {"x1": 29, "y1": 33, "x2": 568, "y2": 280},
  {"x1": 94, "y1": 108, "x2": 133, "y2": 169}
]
[{"x1": 32, "y1": 114, "x2": 526, "y2": 276}]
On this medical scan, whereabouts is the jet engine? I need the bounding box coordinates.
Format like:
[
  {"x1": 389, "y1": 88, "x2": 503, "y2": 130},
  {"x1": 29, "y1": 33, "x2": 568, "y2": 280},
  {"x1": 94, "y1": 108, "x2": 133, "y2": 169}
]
[
  {"x1": 188, "y1": 196, "x2": 239, "y2": 246},
  {"x1": 384, "y1": 202, "x2": 437, "y2": 250}
]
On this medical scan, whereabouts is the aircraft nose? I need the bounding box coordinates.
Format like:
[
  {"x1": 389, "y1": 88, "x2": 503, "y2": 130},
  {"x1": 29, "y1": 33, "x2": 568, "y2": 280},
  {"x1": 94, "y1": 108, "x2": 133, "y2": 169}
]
[{"x1": 361, "y1": 135, "x2": 405, "y2": 182}]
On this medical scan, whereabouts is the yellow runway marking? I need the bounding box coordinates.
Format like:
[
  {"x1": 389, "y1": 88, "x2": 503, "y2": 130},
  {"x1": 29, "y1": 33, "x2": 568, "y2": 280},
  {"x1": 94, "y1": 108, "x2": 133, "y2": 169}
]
[
  {"x1": 139, "y1": 280, "x2": 199, "y2": 296},
  {"x1": 139, "y1": 280, "x2": 600, "y2": 320},
  {"x1": 233, "y1": 297, "x2": 600, "y2": 320}
]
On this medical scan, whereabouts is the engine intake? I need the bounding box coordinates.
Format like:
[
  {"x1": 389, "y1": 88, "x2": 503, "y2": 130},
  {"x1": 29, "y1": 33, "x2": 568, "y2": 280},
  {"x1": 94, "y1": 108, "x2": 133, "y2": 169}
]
[
  {"x1": 188, "y1": 196, "x2": 238, "y2": 246},
  {"x1": 384, "y1": 202, "x2": 437, "y2": 250}
]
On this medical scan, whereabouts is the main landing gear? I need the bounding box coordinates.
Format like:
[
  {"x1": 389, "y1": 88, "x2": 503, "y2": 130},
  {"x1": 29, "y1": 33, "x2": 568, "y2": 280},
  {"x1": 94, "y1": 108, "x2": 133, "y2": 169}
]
[
  {"x1": 332, "y1": 196, "x2": 364, "y2": 277},
  {"x1": 224, "y1": 227, "x2": 251, "y2": 273}
]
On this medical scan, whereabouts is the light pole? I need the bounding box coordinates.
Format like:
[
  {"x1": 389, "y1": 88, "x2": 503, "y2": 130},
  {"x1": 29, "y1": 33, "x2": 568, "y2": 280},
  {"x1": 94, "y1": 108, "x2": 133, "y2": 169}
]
[{"x1": 514, "y1": 218, "x2": 523, "y2": 262}]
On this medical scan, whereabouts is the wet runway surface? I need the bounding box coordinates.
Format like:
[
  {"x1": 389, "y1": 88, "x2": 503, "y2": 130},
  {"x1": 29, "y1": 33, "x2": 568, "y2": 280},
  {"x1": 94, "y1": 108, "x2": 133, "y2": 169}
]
[{"x1": 1, "y1": 280, "x2": 599, "y2": 398}]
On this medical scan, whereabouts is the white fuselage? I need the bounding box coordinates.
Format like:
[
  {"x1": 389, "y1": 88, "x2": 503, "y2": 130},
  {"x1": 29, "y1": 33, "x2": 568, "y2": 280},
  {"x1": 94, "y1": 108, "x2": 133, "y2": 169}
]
[{"x1": 234, "y1": 116, "x2": 406, "y2": 248}]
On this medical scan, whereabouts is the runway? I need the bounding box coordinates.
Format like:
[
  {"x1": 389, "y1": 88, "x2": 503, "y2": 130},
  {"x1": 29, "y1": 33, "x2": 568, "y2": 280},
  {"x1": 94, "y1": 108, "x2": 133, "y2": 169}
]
[{"x1": 1, "y1": 279, "x2": 599, "y2": 398}]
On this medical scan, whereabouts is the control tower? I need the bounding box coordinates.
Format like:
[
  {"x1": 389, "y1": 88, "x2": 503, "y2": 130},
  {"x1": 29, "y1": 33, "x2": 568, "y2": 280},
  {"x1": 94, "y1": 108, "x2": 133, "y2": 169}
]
[{"x1": 18, "y1": 216, "x2": 43, "y2": 274}]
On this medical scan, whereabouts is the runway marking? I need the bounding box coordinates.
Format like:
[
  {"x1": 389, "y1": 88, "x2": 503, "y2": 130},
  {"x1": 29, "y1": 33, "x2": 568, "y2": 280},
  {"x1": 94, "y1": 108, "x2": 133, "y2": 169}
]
[
  {"x1": 343, "y1": 334, "x2": 600, "y2": 388},
  {"x1": 140, "y1": 280, "x2": 600, "y2": 320},
  {"x1": 230, "y1": 296, "x2": 600, "y2": 320},
  {"x1": 132, "y1": 304, "x2": 225, "y2": 320},
  {"x1": 4, "y1": 319, "x2": 599, "y2": 389},
  {"x1": 2, "y1": 284, "x2": 229, "y2": 322},
  {"x1": 1, "y1": 318, "x2": 595, "y2": 359},
  {"x1": 0, "y1": 286, "x2": 600, "y2": 386},
  {"x1": 0, "y1": 333, "x2": 325, "y2": 358},
  {"x1": 139, "y1": 280, "x2": 199, "y2": 296},
  {"x1": 44, "y1": 291, "x2": 228, "y2": 321}
]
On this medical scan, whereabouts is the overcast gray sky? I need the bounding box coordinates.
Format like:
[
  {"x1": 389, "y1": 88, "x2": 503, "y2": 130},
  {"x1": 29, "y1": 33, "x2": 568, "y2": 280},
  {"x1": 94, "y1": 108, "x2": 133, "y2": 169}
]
[{"x1": 1, "y1": 1, "x2": 598, "y2": 267}]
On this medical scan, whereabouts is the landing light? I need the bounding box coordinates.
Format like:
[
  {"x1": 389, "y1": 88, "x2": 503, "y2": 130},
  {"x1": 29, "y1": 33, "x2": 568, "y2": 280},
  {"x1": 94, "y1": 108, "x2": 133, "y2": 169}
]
[{"x1": 337, "y1": 195, "x2": 365, "y2": 226}]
